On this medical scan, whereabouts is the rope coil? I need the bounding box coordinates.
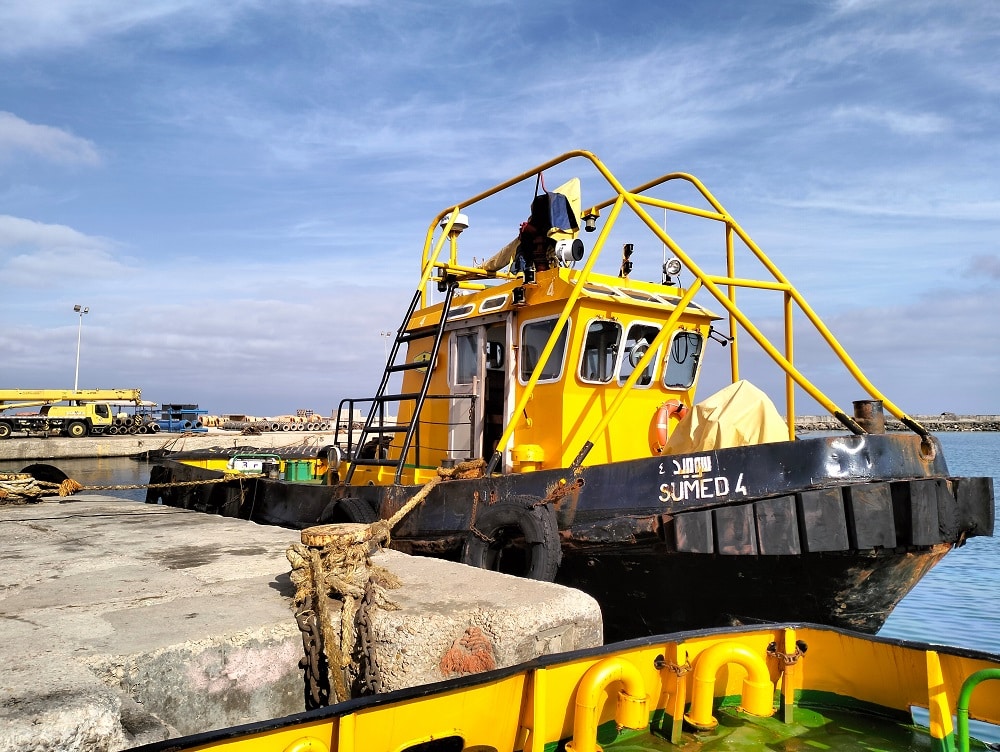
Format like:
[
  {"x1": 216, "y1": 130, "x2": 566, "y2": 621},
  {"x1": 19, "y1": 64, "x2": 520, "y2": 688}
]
[{"x1": 287, "y1": 458, "x2": 485, "y2": 706}]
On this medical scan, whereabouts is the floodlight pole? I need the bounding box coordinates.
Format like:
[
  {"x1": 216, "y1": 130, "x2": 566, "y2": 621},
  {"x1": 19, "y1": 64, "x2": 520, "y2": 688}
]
[{"x1": 73, "y1": 304, "x2": 89, "y2": 392}]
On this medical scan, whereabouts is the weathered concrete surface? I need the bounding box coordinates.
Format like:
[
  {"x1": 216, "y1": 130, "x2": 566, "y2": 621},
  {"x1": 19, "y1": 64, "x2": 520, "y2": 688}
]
[
  {"x1": 0, "y1": 429, "x2": 342, "y2": 462},
  {"x1": 0, "y1": 495, "x2": 602, "y2": 751},
  {"x1": 796, "y1": 414, "x2": 1000, "y2": 432}
]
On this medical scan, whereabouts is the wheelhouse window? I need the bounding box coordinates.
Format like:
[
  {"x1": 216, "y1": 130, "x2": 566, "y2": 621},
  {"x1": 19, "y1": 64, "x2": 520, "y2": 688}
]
[
  {"x1": 453, "y1": 332, "x2": 479, "y2": 386},
  {"x1": 663, "y1": 330, "x2": 703, "y2": 389},
  {"x1": 579, "y1": 319, "x2": 621, "y2": 383},
  {"x1": 519, "y1": 317, "x2": 568, "y2": 383},
  {"x1": 618, "y1": 322, "x2": 661, "y2": 387}
]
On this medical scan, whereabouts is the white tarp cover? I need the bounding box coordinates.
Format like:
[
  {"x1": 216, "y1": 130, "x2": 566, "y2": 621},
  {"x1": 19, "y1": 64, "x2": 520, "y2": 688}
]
[{"x1": 664, "y1": 380, "x2": 788, "y2": 454}]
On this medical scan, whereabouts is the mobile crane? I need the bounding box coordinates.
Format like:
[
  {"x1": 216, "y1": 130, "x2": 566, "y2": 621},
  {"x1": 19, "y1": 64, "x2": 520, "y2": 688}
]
[{"x1": 0, "y1": 388, "x2": 142, "y2": 438}]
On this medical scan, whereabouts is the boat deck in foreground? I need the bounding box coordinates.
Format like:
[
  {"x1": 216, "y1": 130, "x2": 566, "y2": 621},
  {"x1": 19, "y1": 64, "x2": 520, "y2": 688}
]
[{"x1": 134, "y1": 623, "x2": 1000, "y2": 752}]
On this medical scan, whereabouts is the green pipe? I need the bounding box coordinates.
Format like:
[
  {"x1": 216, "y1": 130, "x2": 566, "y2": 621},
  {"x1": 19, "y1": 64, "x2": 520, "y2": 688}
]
[{"x1": 956, "y1": 668, "x2": 1000, "y2": 752}]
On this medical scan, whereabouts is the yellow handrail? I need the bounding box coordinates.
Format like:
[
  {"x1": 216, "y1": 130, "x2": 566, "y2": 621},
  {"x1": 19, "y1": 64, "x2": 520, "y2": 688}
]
[{"x1": 411, "y1": 150, "x2": 929, "y2": 474}]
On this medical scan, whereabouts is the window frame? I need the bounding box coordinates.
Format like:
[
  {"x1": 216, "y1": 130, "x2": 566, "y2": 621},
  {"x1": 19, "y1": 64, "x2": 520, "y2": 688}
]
[
  {"x1": 577, "y1": 317, "x2": 623, "y2": 384},
  {"x1": 615, "y1": 320, "x2": 663, "y2": 389},
  {"x1": 662, "y1": 329, "x2": 704, "y2": 391},
  {"x1": 518, "y1": 315, "x2": 570, "y2": 385}
]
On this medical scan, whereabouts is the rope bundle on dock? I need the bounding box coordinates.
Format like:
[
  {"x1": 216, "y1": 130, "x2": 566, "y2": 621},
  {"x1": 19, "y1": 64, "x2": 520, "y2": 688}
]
[{"x1": 286, "y1": 458, "x2": 485, "y2": 706}]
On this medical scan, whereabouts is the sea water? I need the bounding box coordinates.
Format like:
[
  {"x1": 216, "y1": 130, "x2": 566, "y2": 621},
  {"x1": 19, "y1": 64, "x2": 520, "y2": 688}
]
[
  {"x1": 5, "y1": 433, "x2": 999, "y2": 652},
  {"x1": 878, "y1": 432, "x2": 1000, "y2": 653}
]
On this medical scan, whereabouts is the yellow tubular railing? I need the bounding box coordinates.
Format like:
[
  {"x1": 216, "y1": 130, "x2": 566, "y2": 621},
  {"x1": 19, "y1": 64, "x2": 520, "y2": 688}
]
[
  {"x1": 623, "y1": 191, "x2": 864, "y2": 433},
  {"x1": 414, "y1": 150, "x2": 928, "y2": 475},
  {"x1": 632, "y1": 176, "x2": 927, "y2": 438}
]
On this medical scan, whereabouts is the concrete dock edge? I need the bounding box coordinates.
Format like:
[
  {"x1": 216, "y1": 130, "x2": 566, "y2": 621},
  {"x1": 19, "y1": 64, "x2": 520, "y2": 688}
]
[{"x1": 0, "y1": 495, "x2": 602, "y2": 751}]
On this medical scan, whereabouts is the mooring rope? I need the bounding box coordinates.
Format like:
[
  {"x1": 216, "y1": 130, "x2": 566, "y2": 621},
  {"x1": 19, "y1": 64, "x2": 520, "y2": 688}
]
[{"x1": 286, "y1": 458, "x2": 485, "y2": 706}]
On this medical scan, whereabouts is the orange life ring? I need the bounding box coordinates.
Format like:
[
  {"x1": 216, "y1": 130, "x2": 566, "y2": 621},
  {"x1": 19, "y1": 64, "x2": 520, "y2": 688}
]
[{"x1": 654, "y1": 399, "x2": 688, "y2": 453}]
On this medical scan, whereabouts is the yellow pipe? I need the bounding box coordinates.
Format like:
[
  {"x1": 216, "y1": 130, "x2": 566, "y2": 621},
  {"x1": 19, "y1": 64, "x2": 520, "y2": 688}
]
[
  {"x1": 530, "y1": 667, "x2": 548, "y2": 752},
  {"x1": 622, "y1": 193, "x2": 857, "y2": 425},
  {"x1": 338, "y1": 713, "x2": 356, "y2": 752},
  {"x1": 925, "y1": 650, "x2": 955, "y2": 745},
  {"x1": 784, "y1": 291, "x2": 795, "y2": 441},
  {"x1": 566, "y1": 657, "x2": 648, "y2": 752},
  {"x1": 726, "y1": 224, "x2": 739, "y2": 383},
  {"x1": 683, "y1": 641, "x2": 774, "y2": 730},
  {"x1": 705, "y1": 275, "x2": 792, "y2": 292},
  {"x1": 283, "y1": 737, "x2": 329, "y2": 752}
]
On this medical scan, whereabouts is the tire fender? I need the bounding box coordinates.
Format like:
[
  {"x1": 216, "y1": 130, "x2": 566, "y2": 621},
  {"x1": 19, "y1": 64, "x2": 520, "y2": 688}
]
[
  {"x1": 461, "y1": 496, "x2": 562, "y2": 581},
  {"x1": 318, "y1": 496, "x2": 379, "y2": 524}
]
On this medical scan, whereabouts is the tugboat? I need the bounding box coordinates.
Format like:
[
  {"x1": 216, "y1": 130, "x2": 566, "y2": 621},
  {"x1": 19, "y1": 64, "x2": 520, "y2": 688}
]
[{"x1": 149, "y1": 151, "x2": 994, "y2": 641}]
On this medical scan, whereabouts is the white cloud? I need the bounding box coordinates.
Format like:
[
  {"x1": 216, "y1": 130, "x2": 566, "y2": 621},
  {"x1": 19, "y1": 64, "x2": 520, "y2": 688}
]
[
  {"x1": 831, "y1": 105, "x2": 950, "y2": 136},
  {"x1": 0, "y1": 1, "x2": 234, "y2": 55},
  {"x1": 0, "y1": 215, "x2": 135, "y2": 287},
  {"x1": 0, "y1": 112, "x2": 99, "y2": 166}
]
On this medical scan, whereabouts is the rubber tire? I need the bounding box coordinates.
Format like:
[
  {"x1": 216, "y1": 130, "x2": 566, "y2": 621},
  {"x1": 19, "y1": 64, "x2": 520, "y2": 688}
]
[
  {"x1": 67, "y1": 421, "x2": 88, "y2": 438},
  {"x1": 461, "y1": 497, "x2": 562, "y2": 581},
  {"x1": 318, "y1": 496, "x2": 379, "y2": 524},
  {"x1": 0, "y1": 422, "x2": 11, "y2": 439},
  {"x1": 21, "y1": 463, "x2": 69, "y2": 484}
]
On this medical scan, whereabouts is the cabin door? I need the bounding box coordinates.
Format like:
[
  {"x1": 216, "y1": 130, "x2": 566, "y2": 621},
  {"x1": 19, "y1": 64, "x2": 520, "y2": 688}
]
[
  {"x1": 482, "y1": 322, "x2": 508, "y2": 460},
  {"x1": 448, "y1": 327, "x2": 485, "y2": 459}
]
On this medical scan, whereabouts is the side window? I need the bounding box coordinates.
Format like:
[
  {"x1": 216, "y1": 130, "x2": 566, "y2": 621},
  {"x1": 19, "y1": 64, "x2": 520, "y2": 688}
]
[
  {"x1": 579, "y1": 320, "x2": 621, "y2": 383},
  {"x1": 453, "y1": 332, "x2": 479, "y2": 386},
  {"x1": 95, "y1": 404, "x2": 110, "y2": 418},
  {"x1": 519, "y1": 318, "x2": 569, "y2": 383},
  {"x1": 664, "y1": 330, "x2": 703, "y2": 389},
  {"x1": 618, "y1": 322, "x2": 661, "y2": 387}
]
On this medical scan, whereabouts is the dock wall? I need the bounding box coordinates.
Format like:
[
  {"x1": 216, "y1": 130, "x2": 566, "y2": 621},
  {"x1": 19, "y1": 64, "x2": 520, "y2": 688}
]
[
  {"x1": 0, "y1": 496, "x2": 602, "y2": 751},
  {"x1": 0, "y1": 429, "x2": 343, "y2": 462}
]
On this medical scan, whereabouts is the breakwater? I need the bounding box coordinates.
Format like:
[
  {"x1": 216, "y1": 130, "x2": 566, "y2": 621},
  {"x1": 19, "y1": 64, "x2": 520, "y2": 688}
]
[{"x1": 796, "y1": 414, "x2": 1000, "y2": 432}]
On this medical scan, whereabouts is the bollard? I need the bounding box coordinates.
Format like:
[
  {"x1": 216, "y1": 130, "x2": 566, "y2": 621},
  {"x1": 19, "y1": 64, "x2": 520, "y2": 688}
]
[{"x1": 852, "y1": 400, "x2": 885, "y2": 434}]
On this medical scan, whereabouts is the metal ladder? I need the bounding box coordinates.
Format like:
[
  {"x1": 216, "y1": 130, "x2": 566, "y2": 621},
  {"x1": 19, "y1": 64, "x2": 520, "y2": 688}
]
[{"x1": 344, "y1": 280, "x2": 458, "y2": 485}]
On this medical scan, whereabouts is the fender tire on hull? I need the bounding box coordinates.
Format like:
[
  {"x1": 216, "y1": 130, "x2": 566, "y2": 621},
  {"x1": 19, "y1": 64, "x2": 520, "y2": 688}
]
[
  {"x1": 318, "y1": 496, "x2": 379, "y2": 524},
  {"x1": 21, "y1": 463, "x2": 69, "y2": 485},
  {"x1": 461, "y1": 496, "x2": 562, "y2": 581}
]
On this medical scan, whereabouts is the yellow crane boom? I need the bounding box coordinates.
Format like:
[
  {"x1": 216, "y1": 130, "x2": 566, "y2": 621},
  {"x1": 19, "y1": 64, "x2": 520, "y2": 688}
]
[{"x1": 0, "y1": 388, "x2": 142, "y2": 412}]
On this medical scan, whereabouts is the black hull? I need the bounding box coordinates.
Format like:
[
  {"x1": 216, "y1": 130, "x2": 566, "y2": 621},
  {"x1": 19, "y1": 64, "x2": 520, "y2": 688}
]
[
  {"x1": 555, "y1": 545, "x2": 950, "y2": 642},
  {"x1": 147, "y1": 433, "x2": 994, "y2": 639}
]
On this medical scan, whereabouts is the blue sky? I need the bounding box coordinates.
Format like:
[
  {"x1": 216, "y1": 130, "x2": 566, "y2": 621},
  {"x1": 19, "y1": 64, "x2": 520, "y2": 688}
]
[{"x1": 1, "y1": 0, "x2": 998, "y2": 418}]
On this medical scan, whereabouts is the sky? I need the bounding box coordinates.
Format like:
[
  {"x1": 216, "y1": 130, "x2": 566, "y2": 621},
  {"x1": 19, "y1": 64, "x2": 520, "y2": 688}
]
[{"x1": 1, "y1": 0, "x2": 998, "y2": 419}]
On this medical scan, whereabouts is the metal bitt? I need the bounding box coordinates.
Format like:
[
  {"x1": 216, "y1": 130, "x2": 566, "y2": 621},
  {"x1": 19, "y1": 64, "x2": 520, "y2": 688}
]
[{"x1": 852, "y1": 399, "x2": 885, "y2": 434}]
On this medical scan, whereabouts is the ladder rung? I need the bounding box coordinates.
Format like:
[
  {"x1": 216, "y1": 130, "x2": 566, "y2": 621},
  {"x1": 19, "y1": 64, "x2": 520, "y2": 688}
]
[
  {"x1": 374, "y1": 393, "x2": 421, "y2": 403},
  {"x1": 389, "y1": 361, "x2": 429, "y2": 373},
  {"x1": 396, "y1": 330, "x2": 427, "y2": 343}
]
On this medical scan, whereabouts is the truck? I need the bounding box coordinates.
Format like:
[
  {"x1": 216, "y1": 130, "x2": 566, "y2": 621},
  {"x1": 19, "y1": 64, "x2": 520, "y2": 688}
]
[{"x1": 0, "y1": 389, "x2": 143, "y2": 439}]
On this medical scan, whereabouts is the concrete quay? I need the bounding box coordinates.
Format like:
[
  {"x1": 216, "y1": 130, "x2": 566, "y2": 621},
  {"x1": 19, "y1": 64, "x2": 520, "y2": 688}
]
[
  {"x1": 0, "y1": 429, "x2": 342, "y2": 463},
  {"x1": 0, "y1": 495, "x2": 603, "y2": 751}
]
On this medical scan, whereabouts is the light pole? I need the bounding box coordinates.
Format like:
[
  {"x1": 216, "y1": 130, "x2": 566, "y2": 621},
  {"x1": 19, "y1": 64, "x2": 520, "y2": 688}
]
[
  {"x1": 73, "y1": 304, "x2": 89, "y2": 392},
  {"x1": 379, "y1": 330, "x2": 393, "y2": 362}
]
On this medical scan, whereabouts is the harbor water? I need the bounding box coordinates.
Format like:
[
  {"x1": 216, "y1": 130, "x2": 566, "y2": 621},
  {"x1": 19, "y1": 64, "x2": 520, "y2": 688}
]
[{"x1": 4, "y1": 432, "x2": 998, "y2": 652}]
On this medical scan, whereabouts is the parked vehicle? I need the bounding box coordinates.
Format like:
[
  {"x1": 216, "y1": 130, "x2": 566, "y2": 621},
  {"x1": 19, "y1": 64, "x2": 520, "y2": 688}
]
[{"x1": 0, "y1": 388, "x2": 142, "y2": 438}]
